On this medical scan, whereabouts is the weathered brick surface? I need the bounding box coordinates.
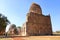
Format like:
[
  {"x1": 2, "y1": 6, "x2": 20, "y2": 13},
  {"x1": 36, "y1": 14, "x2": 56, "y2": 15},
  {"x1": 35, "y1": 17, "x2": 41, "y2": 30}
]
[
  {"x1": 22, "y1": 3, "x2": 52, "y2": 36},
  {"x1": 26, "y1": 14, "x2": 52, "y2": 35},
  {"x1": 29, "y1": 3, "x2": 42, "y2": 14}
]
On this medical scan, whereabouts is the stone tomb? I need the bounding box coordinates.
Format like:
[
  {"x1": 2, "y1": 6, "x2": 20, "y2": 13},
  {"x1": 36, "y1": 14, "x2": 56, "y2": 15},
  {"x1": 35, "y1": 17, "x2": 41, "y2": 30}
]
[{"x1": 22, "y1": 3, "x2": 52, "y2": 36}]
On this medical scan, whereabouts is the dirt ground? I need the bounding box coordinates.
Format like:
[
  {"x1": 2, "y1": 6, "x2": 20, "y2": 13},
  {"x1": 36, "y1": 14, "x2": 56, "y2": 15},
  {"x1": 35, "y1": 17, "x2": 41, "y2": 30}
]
[{"x1": 0, "y1": 36, "x2": 60, "y2": 40}]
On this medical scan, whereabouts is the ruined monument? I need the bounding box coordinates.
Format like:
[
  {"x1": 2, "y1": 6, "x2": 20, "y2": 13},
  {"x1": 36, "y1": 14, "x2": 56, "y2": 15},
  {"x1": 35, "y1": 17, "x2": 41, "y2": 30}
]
[
  {"x1": 16, "y1": 27, "x2": 21, "y2": 35},
  {"x1": 7, "y1": 24, "x2": 22, "y2": 35},
  {"x1": 7, "y1": 24, "x2": 18, "y2": 35},
  {"x1": 22, "y1": 3, "x2": 52, "y2": 36}
]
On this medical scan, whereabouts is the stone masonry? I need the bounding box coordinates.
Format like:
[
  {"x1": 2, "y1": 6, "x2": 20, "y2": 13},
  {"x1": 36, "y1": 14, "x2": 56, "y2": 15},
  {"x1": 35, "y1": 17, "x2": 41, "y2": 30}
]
[{"x1": 22, "y1": 3, "x2": 52, "y2": 36}]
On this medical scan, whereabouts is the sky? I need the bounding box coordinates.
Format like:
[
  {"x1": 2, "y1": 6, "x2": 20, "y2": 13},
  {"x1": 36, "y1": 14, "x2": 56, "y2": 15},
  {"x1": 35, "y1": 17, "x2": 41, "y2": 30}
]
[{"x1": 0, "y1": 0, "x2": 60, "y2": 32}]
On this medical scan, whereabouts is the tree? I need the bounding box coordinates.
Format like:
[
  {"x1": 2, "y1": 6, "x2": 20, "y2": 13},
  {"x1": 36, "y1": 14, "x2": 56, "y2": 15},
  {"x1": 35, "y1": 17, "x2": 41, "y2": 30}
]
[{"x1": 0, "y1": 13, "x2": 10, "y2": 35}]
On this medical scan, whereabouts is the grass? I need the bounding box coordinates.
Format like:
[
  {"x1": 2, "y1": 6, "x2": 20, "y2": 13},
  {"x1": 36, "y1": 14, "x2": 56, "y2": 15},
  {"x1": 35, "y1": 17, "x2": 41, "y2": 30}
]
[
  {"x1": 0, "y1": 38, "x2": 12, "y2": 40},
  {"x1": 53, "y1": 32, "x2": 60, "y2": 34},
  {"x1": 28, "y1": 36, "x2": 60, "y2": 40},
  {"x1": 0, "y1": 36, "x2": 60, "y2": 40}
]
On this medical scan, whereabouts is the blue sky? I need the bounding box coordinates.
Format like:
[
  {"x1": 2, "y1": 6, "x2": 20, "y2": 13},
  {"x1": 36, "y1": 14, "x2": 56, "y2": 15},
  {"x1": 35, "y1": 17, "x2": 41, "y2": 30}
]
[{"x1": 0, "y1": 0, "x2": 60, "y2": 32}]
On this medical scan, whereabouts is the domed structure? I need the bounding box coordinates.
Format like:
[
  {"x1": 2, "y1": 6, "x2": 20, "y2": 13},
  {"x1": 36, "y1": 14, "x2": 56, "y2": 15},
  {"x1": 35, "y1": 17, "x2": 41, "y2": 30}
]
[
  {"x1": 7, "y1": 24, "x2": 18, "y2": 35},
  {"x1": 29, "y1": 3, "x2": 42, "y2": 14}
]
